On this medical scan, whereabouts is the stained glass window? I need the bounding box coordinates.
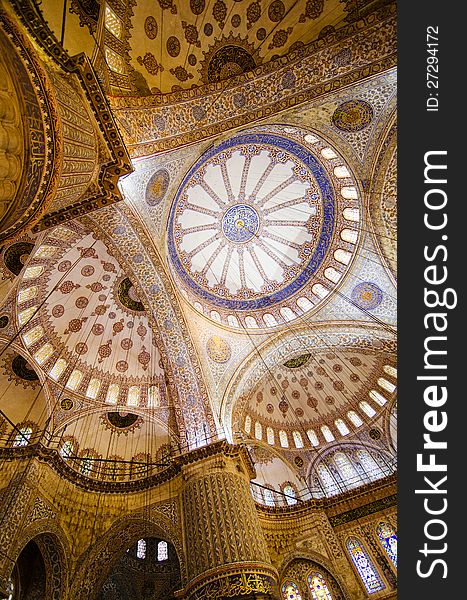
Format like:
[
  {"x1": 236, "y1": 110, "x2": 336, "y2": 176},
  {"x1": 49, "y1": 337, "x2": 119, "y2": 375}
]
[
  {"x1": 279, "y1": 430, "x2": 289, "y2": 448},
  {"x1": 105, "y1": 4, "x2": 122, "y2": 38},
  {"x1": 137, "y1": 539, "x2": 146, "y2": 559},
  {"x1": 50, "y1": 358, "x2": 67, "y2": 381},
  {"x1": 147, "y1": 385, "x2": 160, "y2": 408},
  {"x1": 384, "y1": 364, "x2": 397, "y2": 378},
  {"x1": 267, "y1": 426, "x2": 275, "y2": 445},
  {"x1": 335, "y1": 419, "x2": 350, "y2": 435},
  {"x1": 18, "y1": 286, "x2": 38, "y2": 304},
  {"x1": 60, "y1": 440, "x2": 74, "y2": 459},
  {"x1": 347, "y1": 411, "x2": 363, "y2": 427},
  {"x1": 318, "y1": 464, "x2": 337, "y2": 496},
  {"x1": 321, "y1": 425, "x2": 334, "y2": 442},
  {"x1": 307, "y1": 429, "x2": 319, "y2": 447},
  {"x1": 347, "y1": 537, "x2": 385, "y2": 593},
  {"x1": 307, "y1": 572, "x2": 333, "y2": 600},
  {"x1": 255, "y1": 422, "x2": 262, "y2": 440},
  {"x1": 282, "y1": 581, "x2": 302, "y2": 600},
  {"x1": 370, "y1": 389, "x2": 388, "y2": 406},
  {"x1": 13, "y1": 427, "x2": 32, "y2": 447},
  {"x1": 264, "y1": 488, "x2": 275, "y2": 507},
  {"x1": 377, "y1": 522, "x2": 397, "y2": 567},
  {"x1": 378, "y1": 377, "x2": 396, "y2": 394},
  {"x1": 18, "y1": 307, "x2": 37, "y2": 326},
  {"x1": 23, "y1": 325, "x2": 44, "y2": 346},
  {"x1": 34, "y1": 343, "x2": 54, "y2": 365},
  {"x1": 80, "y1": 456, "x2": 94, "y2": 477},
  {"x1": 23, "y1": 265, "x2": 43, "y2": 280},
  {"x1": 293, "y1": 431, "x2": 304, "y2": 448},
  {"x1": 283, "y1": 484, "x2": 297, "y2": 506},
  {"x1": 157, "y1": 540, "x2": 168, "y2": 561},
  {"x1": 86, "y1": 378, "x2": 101, "y2": 399},
  {"x1": 244, "y1": 415, "x2": 252, "y2": 434},
  {"x1": 359, "y1": 401, "x2": 376, "y2": 417},
  {"x1": 263, "y1": 313, "x2": 278, "y2": 326},
  {"x1": 127, "y1": 386, "x2": 140, "y2": 407},
  {"x1": 66, "y1": 369, "x2": 83, "y2": 391}
]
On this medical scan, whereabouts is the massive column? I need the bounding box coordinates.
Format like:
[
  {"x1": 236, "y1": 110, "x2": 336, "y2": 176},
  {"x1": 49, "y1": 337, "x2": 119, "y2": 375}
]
[{"x1": 179, "y1": 442, "x2": 279, "y2": 599}]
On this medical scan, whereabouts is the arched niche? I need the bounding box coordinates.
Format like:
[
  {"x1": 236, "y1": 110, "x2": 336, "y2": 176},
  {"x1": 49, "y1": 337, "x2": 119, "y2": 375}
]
[
  {"x1": 280, "y1": 555, "x2": 350, "y2": 600},
  {"x1": 69, "y1": 513, "x2": 185, "y2": 600}
]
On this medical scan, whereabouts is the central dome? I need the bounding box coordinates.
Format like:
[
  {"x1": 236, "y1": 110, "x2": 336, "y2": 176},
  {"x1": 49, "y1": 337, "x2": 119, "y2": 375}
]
[{"x1": 168, "y1": 127, "x2": 361, "y2": 328}]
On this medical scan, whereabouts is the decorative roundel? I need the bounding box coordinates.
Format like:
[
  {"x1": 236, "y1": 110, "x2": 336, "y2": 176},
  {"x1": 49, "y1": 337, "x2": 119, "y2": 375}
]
[
  {"x1": 206, "y1": 335, "x2": 231, "y2": 363},
  {"x1": 222, "y1": 204, "x2": 259, "y2": 243},
  {"x1": 332, "y1": 99, "x2": 373, "y2": 132},
  {"x1": 144, "y1": 16, "x2": 158, "y2": 40},
  {"x1": 351, "y1": 282, "x2": 383, "y2": 310},
  {"x1": 60, "y1": 398, "x2": 73, "y2": 411},
  {"x1": 168, "y1": 126, "x2": 362, "y2": 327},
  {"x1": 145, "y1": 169, "x2": 170, "y2": 206}
]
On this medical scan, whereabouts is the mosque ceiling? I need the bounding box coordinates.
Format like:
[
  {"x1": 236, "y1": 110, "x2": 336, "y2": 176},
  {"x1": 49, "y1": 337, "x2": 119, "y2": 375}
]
[
  {"x1": 0, "y1": 0, "x2": 397, "y2": 489},
  {"x1": 127, "y1": 0, "x2": 347, "y2": 94}
]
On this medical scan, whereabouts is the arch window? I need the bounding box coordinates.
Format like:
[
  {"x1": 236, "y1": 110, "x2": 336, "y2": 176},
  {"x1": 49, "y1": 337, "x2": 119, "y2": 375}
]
[
  {"x1": 157, "y1": 540, "x2": 168, "y2": 561},
  {"x1": 18, "y1": 286, "x2": 37, "y2": 304},
  {"x1": 384, "y1": 365, "x2": 397, "y2": 378},
  {"x1": 13, "y1": 427, "x2": 32, "y2": 447},
  {"x1": 333, "y1": 452, "x2": 359, "y2": 488},
  {"x1": 105, "y1": 4, "x2": 123, "y2": 38},
  {"x1": 377, "y1": 377, "x2": 396, "y2": 394},
  {"x1": 106, "y1": 384, "x2": 119, "y2": 404},
  {"x1": 341, "y1": 228, "x2": 358, "y2": 244},
  {"x1": 283, "y1": 484, "x2": 297, "y2": 506},
  {"x1": 127, "y1": 386, "x2": 140, "y2": 407},
  {"x1": 147, "y1": 385, "x2": 160, "y2": 408},
  {"x1": 376, "y1": 522, "x2": 397, "y2": 567},
  {"x1": 266, "y1": 426, "x2": 275, "y2": 445},
  {"x1": 335, "y1": 419, "x2": 350, "y2": 436},
  {"x1": 359, "y1": 401, "x2": 376, "y2": 417},
  {"x1": 307, "y1": 429, "x2": 319, "y2": 447},
  {"x1": 34, "y1": 344, "x2": 54, "y2": 365},
  {"x1": 255, "y1": 421, "x2": 262, "y2": 440},
  {"x1": 137, "y1": 539, "x2": 146, "y2": 559},
  {"x1": 86, "y1": 378, "x2": 101, "y2": 399},
  {"x1": 282, "y1": 581, "x2": 302, "y2": 600},
  {"x1": 321, "y1": 425, "x2": 334, "y2": 442},
  {"x1": 23, "y1": 325, "x2": 44, "y2": 346},
  {"x1": 66, "y1": 369, "x2": 83, "y2": 391},
  {"x1": 333, "y1": 249, "x2": 351, "y2": 265},
  {"x1": 227, "y1": 314, "x2": 239, "y2": 327},
  {"x1": 347, "y1": 537, "x2": 385, "y2": 593},
  {"x1": 347, "y1": 411, "x2": 363, "y2": 427},
  {"x1": 245, "y1": 315, "x2": 258, "y2": 328},
  {"x1": 280, "y1": 307, "x2": 295, "y2": 321},
  {"x1": 369, "y1": 390, "x2": 388, "y2": 406},
  {"x1": 355, "y1": 450, "x2": 383, "y2": 481},
  {"x1": 318, "y1": 464, "x2": 337, "y2": 496},
  {"x1": 279, "y1": 430, "x2": 289, "y2": 448},
  {"x1": 18, "y1": 307, "x2": 37, "y2": 326},
  {"x1": 50, "y1": 358, "x2": 67, "y2": 381},
  {"x1": 296, "y1": 297, "x2": 313, "y2": 312},
  {"x1": 263, "y1": 313, "x2": 277, "y2": 326},
  {"x1": 244, "y1": 415, "x2": 252, "y2": 434},
  {"x1": 293, "y1": 431, "x2": 304, "y2": 449},
  {"x1": 307, "y1": 572, "x2": 333, "y2": 600}
]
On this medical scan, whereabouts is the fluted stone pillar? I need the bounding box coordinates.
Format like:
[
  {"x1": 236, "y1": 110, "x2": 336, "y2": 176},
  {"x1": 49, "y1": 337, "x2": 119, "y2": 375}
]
[{"x1": 179, "y1": 443, "x2": 279, "y2": 600}]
